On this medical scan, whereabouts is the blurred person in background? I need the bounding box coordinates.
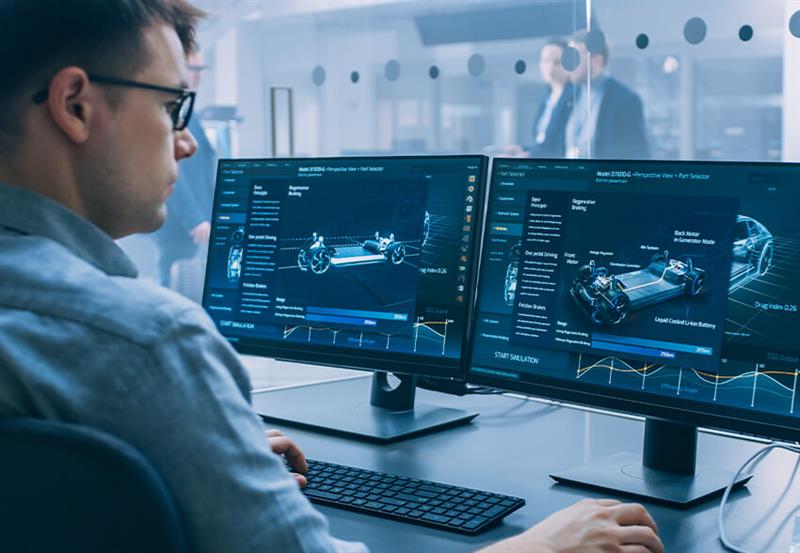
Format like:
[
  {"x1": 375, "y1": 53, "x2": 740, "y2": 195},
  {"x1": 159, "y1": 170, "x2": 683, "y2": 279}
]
[
  {"x1": 565, "y1": 29, "x2": 649, "y2": 159},
  {"x1": 530, "y1": 37, "x2": 574, "y2": 158},
  {"x1": 151, "y1": 50, "x2": 216, "y2": 291}
]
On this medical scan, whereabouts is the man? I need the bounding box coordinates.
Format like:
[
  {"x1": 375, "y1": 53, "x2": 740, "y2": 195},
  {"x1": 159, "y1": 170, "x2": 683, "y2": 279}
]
[
  {"x1": 565, "y1": 29, "x2": 650, "y2": 159},
  {"x1": 151, "y1": 51, "x2": 215, "y2": 288},
  {"x1": 530, "y1": 37, "x2": 574, "y2": 158},
  {"x1": 0, "y1": 2, "x2": 663, "y2": 552}
]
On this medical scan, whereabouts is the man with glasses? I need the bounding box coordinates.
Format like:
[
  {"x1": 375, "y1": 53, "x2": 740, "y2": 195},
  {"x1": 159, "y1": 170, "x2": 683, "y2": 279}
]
[{"x1": 0, "y1": 2, "x2": 662, "y2": 553}]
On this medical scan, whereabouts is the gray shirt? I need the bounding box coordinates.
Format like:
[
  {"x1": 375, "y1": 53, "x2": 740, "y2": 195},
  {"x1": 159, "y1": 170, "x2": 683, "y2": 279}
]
[{"x1": 0, "y1": 182, "x2": 365, "y2": 553}]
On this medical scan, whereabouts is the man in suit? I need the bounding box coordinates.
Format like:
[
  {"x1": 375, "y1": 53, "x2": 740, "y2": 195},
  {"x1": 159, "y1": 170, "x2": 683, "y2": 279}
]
[
  {"x1": 151, "y1": 52, "x2": 216, "y2": 287},
  {"x1": 530, "y1": 37, "x2": 574, "y2": 158},
  {"x1": 565, "y1": 29, "x2": 649, "y2": 159}
]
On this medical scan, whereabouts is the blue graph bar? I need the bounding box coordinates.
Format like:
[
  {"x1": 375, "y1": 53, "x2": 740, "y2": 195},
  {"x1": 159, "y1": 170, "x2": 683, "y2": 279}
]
[
  {"x1": 591, "y1": 341, "x2": 677, "y2": 361},
  {"x1": 592, "y1": 333, "x2": 713, "y2": 356},
  {"x1": 306, "y1": 314, "x2": 378, "y2": 327},
  {"x1": 307, "y1": 306, "x2": 408, "y2": 322}
]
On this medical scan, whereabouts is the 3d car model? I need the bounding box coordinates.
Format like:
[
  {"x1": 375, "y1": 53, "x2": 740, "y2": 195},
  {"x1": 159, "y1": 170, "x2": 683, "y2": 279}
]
[
  {"x1": 730, "y1": 215, "x2": 773, "y2": 293},
  {"x1": 297, "y1": 231, "x2": 407, "y2": 275},
  {"x1": 570, "y1": 250, "x2": 706, "y2": 325},
  {"x1": 504, "y1": 241, "x2": 521, "y2": 306},
  {"x1": 227, "y1": 226, "x2": 245, "y2": 282}
]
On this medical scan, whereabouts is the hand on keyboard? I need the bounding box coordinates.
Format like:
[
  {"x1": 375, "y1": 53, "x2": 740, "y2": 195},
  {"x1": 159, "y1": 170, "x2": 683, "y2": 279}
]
[{"x1": 266, "y1": 428, "x2": 308, "y2": 488}]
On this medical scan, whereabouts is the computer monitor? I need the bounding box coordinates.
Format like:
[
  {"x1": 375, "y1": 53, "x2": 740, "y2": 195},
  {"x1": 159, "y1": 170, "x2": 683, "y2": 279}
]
[
  {"x1": 202, "y1": 155, "x2": 488, "y2": 442},
  {"x1": 468, "y1": 158, "x2": 800, "y2": 505}
]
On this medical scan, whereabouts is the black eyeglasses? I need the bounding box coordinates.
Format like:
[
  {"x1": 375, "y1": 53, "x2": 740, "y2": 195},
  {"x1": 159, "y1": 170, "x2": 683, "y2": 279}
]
[{"x1": 32, "y1": 74, "x2": 196, "y2": 131}]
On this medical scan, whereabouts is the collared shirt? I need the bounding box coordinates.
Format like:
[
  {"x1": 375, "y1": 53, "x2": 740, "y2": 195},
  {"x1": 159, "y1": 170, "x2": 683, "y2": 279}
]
[
  {"x1": 565, "y1": 74, "x2": 608, "y2": 158},
  {"x1": 0, "y1": 182, "x2": 366, "y2": 553}
]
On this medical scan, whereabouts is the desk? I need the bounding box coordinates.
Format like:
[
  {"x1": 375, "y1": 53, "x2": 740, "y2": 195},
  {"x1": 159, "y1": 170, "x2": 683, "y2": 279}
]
[{"x1": 256, "y1": 376, "x2": 799, "y2": 552}]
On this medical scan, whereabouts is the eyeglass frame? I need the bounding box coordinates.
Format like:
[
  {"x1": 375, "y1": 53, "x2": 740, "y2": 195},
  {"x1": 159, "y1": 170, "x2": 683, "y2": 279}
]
[{"x1": 32, "y1": 74, "x2": 196, "y2": 131}]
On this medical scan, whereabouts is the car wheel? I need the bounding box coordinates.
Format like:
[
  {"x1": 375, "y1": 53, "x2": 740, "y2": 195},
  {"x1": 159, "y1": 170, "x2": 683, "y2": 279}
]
[
  {"x1": 686, "y1": 271, "x2": 705, "y2": 296},
  {"x1": 389, "y1": 243, "x2": 406, "y2": 265},
  {"x1": 757, "y1": 243, "x2": 773, "y2": 276},
  {"x1": 310, "y1": 248, "x2": 331, "y2": 274}
]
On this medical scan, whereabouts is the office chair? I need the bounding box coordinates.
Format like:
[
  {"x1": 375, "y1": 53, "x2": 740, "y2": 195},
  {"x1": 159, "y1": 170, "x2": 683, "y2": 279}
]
[{"x1": 0, "y1": 417, "x2": 188, "y2": 553}]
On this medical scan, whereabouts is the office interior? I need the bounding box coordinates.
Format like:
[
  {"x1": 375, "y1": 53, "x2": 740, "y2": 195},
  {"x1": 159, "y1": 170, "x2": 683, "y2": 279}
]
[{"x1": 14, "y1": 0, "x2": 800, "y2": 552}]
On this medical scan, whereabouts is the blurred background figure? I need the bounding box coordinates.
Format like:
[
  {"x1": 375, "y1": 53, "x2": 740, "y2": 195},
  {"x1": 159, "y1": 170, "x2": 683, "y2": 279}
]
[
  {"x1": 150, "y1": 50, "x2": 217, "y2": 299},
  {"x1": 565, "y1": 29, "x2": 649, "y2": 159},
  {"x1": 530, "y1": 37, "x2": 574, "y2": 158}
]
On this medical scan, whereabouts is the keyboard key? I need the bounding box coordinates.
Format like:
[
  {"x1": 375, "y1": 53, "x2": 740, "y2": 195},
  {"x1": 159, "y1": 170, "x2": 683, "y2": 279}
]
[
  {"x1": 468, "y1": 507, "x2": 484, "y2": 515},
  {"x1": 365, "y1": 501, "x2": 383, "y2": 510},
  {"x1": 431, "y1": 508, "x2": 446, "y2": 515},
  {"x1": 463, "y1": 516, "x2": 489, "y2": 530},
  {"x1": 352, "y1": 499, "x2": 367, "y2": 506},
  {"x1": 380, "y1": 497, "x2": 407, "y2": 507},
  {"x1": 304, "y1": 489, "x2": 342, "y2": 501},
  {"x1": 500, "y1": 500, "x2": 516, "y2": 507},
  {"x1": 408, "y1": 510, "x2": 424, "y2": 518},
  {"x1": 419, "y1": 484, "x2": 447, "y2": 495},
  {"x1": 482, "y1": 505, "x2": 507, "y2": 518},
  {"x1": 340, "y1": 497, "x2": 355, "y2": 504},
  {"x1": 416, "y1": 490, "x2": 437, "y2": 499},
  {"x1": 422, "y1": 513, "x2": 452, "y2": 524},
  {"x1": 395, "y1": 508, "x2": 410, "y2": 516},
  {"x1": 381, "y1": 505, "x2": 398, "y2": 513},
  {"x1": 396, "y1": 493, "x2": 429, "y2": 504},
  {"x1": 448, "y1": 518, "x2": 465, "y2": 527}
]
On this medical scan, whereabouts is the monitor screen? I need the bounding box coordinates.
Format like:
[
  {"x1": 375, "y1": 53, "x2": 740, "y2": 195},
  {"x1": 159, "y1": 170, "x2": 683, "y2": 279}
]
[
  {"x1": 203, "y1": 156, "x2": 487, "y2": 379},
  {"x1": 469, "y1": 158, "x2": 800, "y2": 441}
]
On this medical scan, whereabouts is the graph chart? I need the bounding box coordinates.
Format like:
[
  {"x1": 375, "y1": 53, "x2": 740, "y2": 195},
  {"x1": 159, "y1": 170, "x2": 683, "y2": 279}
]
[{"x1": 576, "y1": 354, "x2": 800, "y2": 417}]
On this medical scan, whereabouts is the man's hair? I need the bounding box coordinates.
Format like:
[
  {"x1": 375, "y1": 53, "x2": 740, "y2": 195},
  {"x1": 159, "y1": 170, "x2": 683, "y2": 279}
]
[
  {"x1": 572, "y1": 29, "x2": 610, "y2": 65},
  {"x1": 542, "y1": 37, "x2": 568, "y2": 51},
  {"x1": 0, "y1": 0, "x2": 206, "y2": 151}
]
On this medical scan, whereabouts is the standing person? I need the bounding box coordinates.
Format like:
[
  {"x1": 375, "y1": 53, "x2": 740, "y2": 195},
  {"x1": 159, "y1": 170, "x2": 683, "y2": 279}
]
[
  {"x1": 151, "y1": 51, "x2": 216, "y2": 288},
  {"x1": 0, "y1": 1, "x2": 664, "y2": 552},
  {"x1": 565, "y1": 29, "x2": 649, "y2": 159},
  {"x1": 530, "y1": 38, "x2": 574, "y2": 158}
]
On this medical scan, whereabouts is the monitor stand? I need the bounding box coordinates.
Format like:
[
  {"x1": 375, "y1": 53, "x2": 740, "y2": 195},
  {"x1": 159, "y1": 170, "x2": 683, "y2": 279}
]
[
  {"x1": 252, "y1": 372, "x2": 478, "y2": 444},
  {"x1": 550, "y1": 418, "x2": 751, "y2": 507}
]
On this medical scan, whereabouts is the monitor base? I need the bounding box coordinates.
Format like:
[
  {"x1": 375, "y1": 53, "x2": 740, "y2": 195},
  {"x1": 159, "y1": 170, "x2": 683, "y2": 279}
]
[
  {"x1": 550, "y1": 451, "x2": 751, "y2": 506},
  {"x1": 252, "y1": 376, "x2": 478, "y2": 444}
]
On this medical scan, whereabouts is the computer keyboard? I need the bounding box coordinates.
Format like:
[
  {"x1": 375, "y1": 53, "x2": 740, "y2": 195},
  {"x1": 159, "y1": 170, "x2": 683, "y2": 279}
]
[{"x1": 299, "y1": 459, "x2": 525, "y2": 534}]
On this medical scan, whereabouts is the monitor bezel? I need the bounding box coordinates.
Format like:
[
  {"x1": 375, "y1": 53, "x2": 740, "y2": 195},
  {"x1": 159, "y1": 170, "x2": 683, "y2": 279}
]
[
  {"x1": 466, "y1": 156, "x2": 800, "y2": 444},
  {"x1": 203, "y1": 154, "x2": 490, "y2": 381}
]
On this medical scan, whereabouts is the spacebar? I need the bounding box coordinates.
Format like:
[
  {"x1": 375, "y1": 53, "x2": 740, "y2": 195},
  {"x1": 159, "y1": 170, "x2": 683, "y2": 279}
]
[{"x1": 304, "y1": 489, "x2": 342, "y2": 501}]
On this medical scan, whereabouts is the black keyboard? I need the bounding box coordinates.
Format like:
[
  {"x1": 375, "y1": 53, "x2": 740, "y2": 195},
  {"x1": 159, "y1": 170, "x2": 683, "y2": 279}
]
[{"x1": 299, "y1": 459, "x2": 525, "y2": 534}]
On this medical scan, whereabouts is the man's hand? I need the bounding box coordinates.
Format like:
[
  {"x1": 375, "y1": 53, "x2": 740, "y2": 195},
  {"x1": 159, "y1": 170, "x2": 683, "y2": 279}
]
[
  {"x1": 266, "y1": 429, "x2": 308, "y2": 487},
  {"x1": 190, "y1": 221, "x2": 211, "y2": 244},
  {"x1": 479, "y1": 498, "x2": 664, "y2": 553}
]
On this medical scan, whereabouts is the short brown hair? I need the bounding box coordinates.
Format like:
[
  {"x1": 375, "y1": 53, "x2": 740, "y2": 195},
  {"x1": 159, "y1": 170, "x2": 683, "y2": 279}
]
[
  {"x1": 0, "y1": 0, "x2": 206, "y2": 151},
  {"x1": 572, "y1": 29, "x2": 610, "y2": 65}
]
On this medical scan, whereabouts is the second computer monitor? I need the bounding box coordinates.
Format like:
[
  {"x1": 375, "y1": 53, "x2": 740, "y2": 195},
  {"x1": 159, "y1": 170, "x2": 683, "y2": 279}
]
[{"x1": 468, "y1": 158, "x2": 800, "y2": 503}]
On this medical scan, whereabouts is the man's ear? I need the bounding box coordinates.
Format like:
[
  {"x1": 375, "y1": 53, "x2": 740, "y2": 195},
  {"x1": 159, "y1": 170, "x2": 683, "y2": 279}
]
[{"x1": 45, "y1": 67, "x2": 96, "y2": 145}]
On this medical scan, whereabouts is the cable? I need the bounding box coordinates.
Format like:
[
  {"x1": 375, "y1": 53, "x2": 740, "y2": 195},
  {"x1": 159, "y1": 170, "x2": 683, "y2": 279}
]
[{"x1": 718, "y1": 442, "x2": 800, "y2": 553}]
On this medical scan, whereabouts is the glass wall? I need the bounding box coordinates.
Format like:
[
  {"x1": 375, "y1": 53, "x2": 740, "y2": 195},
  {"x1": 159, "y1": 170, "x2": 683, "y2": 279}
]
[
  {"x1": 122, "y1": 0, "x2": 800, "y2": 336},
  {"x1": 188, "y1": 0, "x2": 800, "y2": 163}
]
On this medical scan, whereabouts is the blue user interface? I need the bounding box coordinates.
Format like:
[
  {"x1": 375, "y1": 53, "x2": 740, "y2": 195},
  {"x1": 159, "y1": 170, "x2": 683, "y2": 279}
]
[
  {"x1": 203, "y1": 157, "x2": 483, "y2": 365},
  {"x1": 471, "y1": 159, "x2": 800, "y2": 423}
]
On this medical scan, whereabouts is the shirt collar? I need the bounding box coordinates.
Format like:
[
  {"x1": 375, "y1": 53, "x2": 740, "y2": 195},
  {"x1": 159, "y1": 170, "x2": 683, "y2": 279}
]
[{"x1": 0, "y1": 182, "x2": 138, "y2": 278}]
